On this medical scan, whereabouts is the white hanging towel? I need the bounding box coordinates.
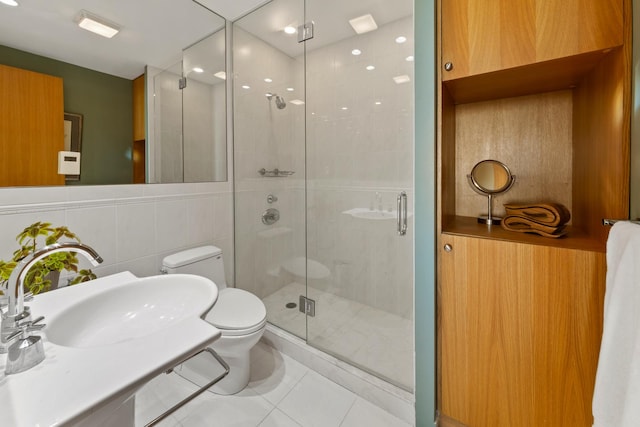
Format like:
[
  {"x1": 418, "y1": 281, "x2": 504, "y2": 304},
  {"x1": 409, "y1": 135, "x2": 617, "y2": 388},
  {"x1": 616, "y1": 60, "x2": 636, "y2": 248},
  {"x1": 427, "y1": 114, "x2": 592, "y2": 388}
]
[{"x1": 593, "y1": 221, "x2": 640, "y2": 427}]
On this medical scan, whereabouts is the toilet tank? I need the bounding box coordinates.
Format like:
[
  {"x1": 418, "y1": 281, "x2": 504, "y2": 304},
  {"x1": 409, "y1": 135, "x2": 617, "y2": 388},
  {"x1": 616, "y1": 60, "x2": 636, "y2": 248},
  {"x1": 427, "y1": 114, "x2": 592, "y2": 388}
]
[{"x1": 162, "y1": 246, "x2": 227, "y2": 289}]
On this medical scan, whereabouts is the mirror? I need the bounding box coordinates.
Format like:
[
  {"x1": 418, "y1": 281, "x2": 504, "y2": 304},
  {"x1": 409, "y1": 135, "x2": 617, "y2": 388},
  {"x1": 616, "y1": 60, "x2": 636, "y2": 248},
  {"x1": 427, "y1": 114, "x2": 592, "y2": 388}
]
[
  {"x1": 0, "y1": 0, "x2": 227, "y2": 187},
  {"x1": 468, "y1": 160, "x2": 515, "y2": 225}
]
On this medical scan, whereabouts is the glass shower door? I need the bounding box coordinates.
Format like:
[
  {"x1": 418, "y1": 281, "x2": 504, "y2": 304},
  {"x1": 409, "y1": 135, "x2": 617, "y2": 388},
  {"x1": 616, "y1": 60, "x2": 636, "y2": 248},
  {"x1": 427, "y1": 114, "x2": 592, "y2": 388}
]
[
  {"x1": 303, "y1": 0, "x2": 415, "y2": 390},
  {"x1": 232, "y1": 0, "x2": 307, "y2": 339}
]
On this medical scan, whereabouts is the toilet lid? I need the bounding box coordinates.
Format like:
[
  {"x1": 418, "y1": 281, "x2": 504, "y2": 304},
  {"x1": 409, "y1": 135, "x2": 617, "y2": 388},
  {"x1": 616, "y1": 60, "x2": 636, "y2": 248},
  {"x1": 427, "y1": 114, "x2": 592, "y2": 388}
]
[{"x1": 205, "y1": 288, "x2": 266, "y2": 331}]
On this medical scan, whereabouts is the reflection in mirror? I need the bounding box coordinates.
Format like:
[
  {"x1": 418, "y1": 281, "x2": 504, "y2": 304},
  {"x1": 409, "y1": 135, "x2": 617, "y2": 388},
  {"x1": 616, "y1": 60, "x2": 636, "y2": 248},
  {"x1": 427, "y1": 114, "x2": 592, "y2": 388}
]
[
  {"x1": 468, "y1": 160, "x2": 515, "y2": 225},
  {"x1": 148, "y1": 29, "x2": 227, "y2": 183},
  {"x1": 0, "y1": 0, "x2": 226, "y2": 187}
]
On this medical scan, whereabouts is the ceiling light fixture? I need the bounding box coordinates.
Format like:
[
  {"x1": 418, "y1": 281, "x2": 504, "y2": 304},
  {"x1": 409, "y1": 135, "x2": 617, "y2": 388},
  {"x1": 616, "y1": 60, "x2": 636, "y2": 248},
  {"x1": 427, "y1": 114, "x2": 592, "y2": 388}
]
[
  {"x1": 395, "y1": 36, "x2": 407, "y2": 44},
  {"x1": 264, "y1": 78, "x2": 273, "y2": 83},
  {"x1": 214, "y1": 71, "x2": 226, "y2": 80},
  {"x1": 287, "y1": 87, "x2": 295, "y2": 92},
  {"x1": 76, "y1": 10, "x2": 120, "y2": 39},
  {"x1": 349, "y1": 14, "x2": 378, "y2": 35},
  {"x1": 290, "y1": 99, "x2": 305, "y2": 105},
  {"x1": 284, "y1": 26, "x2": 297, "y2": 35},
  {"x1": 406, "y1": 55, "x2": 414, "y2": 62},
  {"x1": 193, "y1": 67, "x2": 204, "y2": 73},
  {"x1": 242, "y1": 85, "x2": 251, "y2": 90},
  {"x1": 0, "y1": 0, "x2": 19, "y2": 7},
  {"x1": 393, "y1": 75, "x2": 411, "y2": 84},
  {"x1": 351, "y1": 49, "x2": 362, "y2": 56},
  {"x1": 366, "y1": 65, "x2": 375, "y2": 71}
]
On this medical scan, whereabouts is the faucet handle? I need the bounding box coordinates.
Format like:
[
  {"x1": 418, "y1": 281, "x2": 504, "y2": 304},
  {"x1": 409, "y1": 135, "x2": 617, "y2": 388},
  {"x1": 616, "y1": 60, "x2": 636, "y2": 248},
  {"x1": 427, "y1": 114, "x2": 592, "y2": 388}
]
[
  {"x1": 5, "y1": 316, "x2": 45, "y2": 343},
  {"x1": 5, "y1": 316, "x2": 46, "y2": 375}
]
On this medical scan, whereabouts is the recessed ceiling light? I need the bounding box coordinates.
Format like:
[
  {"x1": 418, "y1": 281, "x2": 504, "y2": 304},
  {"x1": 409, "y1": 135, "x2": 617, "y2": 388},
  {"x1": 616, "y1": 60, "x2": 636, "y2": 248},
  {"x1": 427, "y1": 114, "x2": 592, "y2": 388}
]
[
  {"x1": 290, "y1": 99, "x2": 305, "y2": 105},
  {"x1": 0, "y1": 0, "x2": 19, "y2": 6},
  {"x1": 214, "y1": 71, "x2": 226, "y2": 80},
  {"x1": 284, "y1": 26, "x2": 297, "y2": 35},
  {"x1": 375, "y1": 101, "x2": 382, "y2": 105},
  {"x1": 349, "y1": 14, "x2": 378, "y2": 35},
  {"x1": 242, "y1": 85, "x2": 251, "y2": 89},
  {"x1": 193, "y1": 67, "x2": 204, "y2": 73},
  {"x1": 405, "y1": 55, "x2": 414, "y2": 62},
  {"x1": 264, "y1": 78, "x2": 273, "y2": 83},
  {"x1": 76, "y1": 10, "x2": 120, "y2": 39},
  {"x1": 341, "y1": 107, "x2": 348, "y2": 110},
  {"x1": 366, "y1": 65, "x2": 375, "y2": 71},
  {"x1": 395, "y1": 36, "x2": 407, "y2": 44},
  {"x1": 393, "y1": 75, "x2": 411, "y2": 84},
  {"x1": 287, "y1": 87, "x2": 295, "y2": 92},
  {"x1": 351, "y1": 49, "x2": 362, "y2": 56}
]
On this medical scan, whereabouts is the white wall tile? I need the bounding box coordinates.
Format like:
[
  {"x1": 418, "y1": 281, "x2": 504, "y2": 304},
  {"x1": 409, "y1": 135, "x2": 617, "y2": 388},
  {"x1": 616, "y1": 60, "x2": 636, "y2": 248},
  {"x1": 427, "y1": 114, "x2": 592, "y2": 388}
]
[
  {"x1": 155, "y1": 199, "x2": 188, "y2": 252},
  {"x1": 116, "y1": 203, "x2": 157, "y2": 263},
  {"x1": 65, "y1": 206, "x2": 117, "y2": 268}
]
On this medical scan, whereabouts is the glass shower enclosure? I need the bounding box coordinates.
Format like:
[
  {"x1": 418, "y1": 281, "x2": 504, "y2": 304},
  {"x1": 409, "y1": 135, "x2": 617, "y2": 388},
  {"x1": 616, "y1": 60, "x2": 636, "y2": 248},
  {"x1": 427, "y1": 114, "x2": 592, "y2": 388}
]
[{"x1": 233, "y1": 0, "x2": 414, "y2": 390}]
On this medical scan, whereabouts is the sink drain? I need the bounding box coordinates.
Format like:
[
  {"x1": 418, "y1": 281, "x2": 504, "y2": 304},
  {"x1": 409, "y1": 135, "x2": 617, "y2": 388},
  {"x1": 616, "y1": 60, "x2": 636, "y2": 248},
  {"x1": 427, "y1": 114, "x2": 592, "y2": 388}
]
[{"x1": 285, "y1": 302, "x2": 297, "y2": 309}]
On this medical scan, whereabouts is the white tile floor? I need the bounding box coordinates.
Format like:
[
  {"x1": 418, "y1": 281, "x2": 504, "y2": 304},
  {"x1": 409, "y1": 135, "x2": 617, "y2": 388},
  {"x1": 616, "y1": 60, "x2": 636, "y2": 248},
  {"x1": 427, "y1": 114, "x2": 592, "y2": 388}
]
[
  {"x1": 135, "y1": 342, "x2": 412, "y2": 427},
  {"x1": 262, "y1": 283, "x2": 414, "y2": 390}
]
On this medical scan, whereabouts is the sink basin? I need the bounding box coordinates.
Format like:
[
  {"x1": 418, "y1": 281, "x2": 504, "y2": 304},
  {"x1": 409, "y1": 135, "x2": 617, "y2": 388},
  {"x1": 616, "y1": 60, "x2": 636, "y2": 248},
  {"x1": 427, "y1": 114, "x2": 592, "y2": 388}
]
[
  {"x1": 46, "y1": 274, "x2": 218, "y2": 348},
  {"x1": 0, "y1": 271, "x2": 222, "y2": 427}
]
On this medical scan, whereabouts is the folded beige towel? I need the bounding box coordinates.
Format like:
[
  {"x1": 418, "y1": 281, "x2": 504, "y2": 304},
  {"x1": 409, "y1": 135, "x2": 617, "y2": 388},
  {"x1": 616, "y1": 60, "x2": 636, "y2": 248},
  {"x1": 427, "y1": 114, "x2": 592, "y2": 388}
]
[
  {"x1": 503, "y1": 203, "x2": 571, "y2": 227},
  {"x1": 501, "y1": 215, "x2": 567, "y2": 238}
]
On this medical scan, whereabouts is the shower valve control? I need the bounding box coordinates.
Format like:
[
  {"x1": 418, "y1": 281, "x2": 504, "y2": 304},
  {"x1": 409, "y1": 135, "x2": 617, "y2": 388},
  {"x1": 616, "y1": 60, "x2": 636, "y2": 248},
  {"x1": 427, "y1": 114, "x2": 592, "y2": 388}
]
[
  {"x1": 267, "y1": 194, "x2": 278, "y2": 204},
  {"x1": 262, "y1": 208, "x2": 280, "y2": 225}
]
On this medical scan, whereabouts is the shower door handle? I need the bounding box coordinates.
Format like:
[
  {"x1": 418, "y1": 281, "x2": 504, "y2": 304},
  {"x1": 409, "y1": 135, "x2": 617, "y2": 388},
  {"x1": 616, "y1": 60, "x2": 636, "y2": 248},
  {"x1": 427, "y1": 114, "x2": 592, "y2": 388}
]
[{"x1": 397, "y1": 191, "x2": 408, "y2": 236}]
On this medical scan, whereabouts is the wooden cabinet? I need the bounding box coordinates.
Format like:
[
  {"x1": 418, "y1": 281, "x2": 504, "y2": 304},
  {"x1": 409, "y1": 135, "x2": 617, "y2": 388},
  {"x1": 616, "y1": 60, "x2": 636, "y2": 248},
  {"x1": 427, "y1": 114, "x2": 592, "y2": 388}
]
[
  {"x1": 133, "y1": 74, "x2": 145, "y2": 142},
  {"x1": 441, "y1": 0, "x2": 623, "y2": 80},
  {"x1": 132, "y1": 74, "x2": 146, "y2": 184},
  {"x1": 437, "y1": 0, "x2": 631, "y2": 426},
  {"x1": 438, "y1": 235, "x2": 606, "y2": 426},
  {"x1": 0, "y1": 64, "x2": 65, "y2": 186}
]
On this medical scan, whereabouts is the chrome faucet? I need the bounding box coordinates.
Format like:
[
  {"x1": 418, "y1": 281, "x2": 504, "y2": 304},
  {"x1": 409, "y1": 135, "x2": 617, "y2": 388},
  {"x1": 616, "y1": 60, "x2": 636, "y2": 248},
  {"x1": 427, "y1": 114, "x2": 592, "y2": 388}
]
[{"x1": 1, "y1": 242, "x2": 103, "y2": 374}]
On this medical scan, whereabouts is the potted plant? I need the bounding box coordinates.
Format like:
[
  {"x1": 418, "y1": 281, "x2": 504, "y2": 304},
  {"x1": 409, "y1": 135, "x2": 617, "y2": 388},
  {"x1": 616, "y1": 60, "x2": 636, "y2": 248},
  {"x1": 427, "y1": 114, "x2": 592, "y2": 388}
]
[{"x1": 0, "y1": 222, "x2": 97, "y2": 295}]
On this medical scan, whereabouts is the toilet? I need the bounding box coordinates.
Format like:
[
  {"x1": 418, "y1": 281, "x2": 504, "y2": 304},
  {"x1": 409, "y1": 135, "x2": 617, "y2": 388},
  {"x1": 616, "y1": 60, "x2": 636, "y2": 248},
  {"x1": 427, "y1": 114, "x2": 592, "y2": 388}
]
[{"x1": 162, "y1": 246, "x2": 266, "y2": 395}]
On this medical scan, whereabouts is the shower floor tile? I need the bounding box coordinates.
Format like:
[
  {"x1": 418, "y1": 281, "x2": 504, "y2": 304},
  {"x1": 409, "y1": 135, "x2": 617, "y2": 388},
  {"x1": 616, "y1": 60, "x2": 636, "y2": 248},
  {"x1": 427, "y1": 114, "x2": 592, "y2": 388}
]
[
  {"x1": 262, "y1": 282, "x2": 414, "y2": 390},
  {"x1": 135, "y1": 342, "x2": 412, "y2": 426}
]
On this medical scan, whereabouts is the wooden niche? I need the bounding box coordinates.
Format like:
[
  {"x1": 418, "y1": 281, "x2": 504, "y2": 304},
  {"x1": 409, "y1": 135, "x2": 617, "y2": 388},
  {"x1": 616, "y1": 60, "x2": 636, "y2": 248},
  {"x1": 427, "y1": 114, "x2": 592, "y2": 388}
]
[{"x1": 437, "y1": 0, "x2": 630, "y2": 426}]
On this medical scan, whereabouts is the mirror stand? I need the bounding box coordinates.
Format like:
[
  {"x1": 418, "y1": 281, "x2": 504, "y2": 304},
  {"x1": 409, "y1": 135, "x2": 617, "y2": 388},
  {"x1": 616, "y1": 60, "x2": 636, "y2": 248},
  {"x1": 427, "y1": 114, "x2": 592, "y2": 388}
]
[
  {"x1": 482, "y1": 193, "x2": 498, "y2": 225},
  {"x1": 467, "y1": 160, "x2": 515, "y2": 227}
]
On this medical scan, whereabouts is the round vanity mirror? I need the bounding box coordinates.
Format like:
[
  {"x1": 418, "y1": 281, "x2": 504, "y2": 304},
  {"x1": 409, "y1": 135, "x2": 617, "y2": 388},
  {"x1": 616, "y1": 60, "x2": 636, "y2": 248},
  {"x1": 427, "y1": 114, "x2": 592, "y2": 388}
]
[{"x1": 467, "y1": 160, "x2": 515, "y2": 225}]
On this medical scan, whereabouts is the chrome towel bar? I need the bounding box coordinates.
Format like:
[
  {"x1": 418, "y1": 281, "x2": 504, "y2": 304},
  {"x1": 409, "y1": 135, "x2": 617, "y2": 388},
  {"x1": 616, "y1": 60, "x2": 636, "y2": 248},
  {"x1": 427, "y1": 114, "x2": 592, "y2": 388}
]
[
  {"x1": 145, "y1": 348, "x2": 229, "y2": 427},
  {"x1": 602, "y1": 219, "x2": 640, "y2": 226}
]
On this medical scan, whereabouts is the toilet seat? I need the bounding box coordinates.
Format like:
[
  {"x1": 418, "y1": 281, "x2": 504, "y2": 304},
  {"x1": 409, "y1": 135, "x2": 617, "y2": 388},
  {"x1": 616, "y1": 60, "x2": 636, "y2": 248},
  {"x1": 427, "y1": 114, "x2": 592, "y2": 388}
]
[{"x1": 205, "y1": 288, "x2": 267, "y2": 336}]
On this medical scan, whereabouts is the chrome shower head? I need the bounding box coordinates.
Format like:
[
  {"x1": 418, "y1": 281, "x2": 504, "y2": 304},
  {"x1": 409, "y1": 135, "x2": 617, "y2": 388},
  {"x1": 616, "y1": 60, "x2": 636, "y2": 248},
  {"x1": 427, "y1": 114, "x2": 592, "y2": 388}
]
[{"x1": 266, "y1": 92, "x2": 286, "y2": 109}]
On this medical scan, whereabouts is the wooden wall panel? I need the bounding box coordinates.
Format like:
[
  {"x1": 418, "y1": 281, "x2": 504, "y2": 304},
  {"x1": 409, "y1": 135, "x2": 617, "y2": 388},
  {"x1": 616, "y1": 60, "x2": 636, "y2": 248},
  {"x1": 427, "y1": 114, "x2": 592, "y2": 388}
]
[
  {"x1": 454, "y1": 91, "x2": 573, "y2": 220},
  {"x1": 572, "y1": 47, "x2": 629, "y2": 243},
  {"x1": 0, "y1": 64, "x2": 64, "y2": 187},
  {"x1": 439, "y1": 235, "x2": 606, "y2": 426}
]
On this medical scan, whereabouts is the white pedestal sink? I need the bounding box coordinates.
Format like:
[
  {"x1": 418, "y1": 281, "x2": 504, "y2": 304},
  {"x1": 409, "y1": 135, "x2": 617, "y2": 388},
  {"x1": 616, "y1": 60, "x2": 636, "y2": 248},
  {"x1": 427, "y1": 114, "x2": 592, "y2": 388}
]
[{"x1": 0, "y1": 271, "x2": 221, "y2": 427}]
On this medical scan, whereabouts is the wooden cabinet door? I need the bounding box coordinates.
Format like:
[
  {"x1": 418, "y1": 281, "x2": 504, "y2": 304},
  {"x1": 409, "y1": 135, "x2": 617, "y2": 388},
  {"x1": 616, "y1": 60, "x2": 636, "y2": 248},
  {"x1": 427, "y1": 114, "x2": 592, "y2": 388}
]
[
  {"x1": 438, "y1": 235, "x2": 606, "y2": 426},
  {"x1": 0, "y1": 64, "x2": 64, "y2": 186},
  {"x1": 441, "y1": 0, "x2": 623, "y2": 80}
]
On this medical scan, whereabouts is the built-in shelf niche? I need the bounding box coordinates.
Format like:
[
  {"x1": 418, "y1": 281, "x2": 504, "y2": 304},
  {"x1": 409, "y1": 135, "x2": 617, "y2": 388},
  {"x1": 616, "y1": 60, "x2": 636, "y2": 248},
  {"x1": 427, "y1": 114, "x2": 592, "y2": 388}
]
[{"x1": 440, "y1": 47, "x2": 630, "y2": 252}]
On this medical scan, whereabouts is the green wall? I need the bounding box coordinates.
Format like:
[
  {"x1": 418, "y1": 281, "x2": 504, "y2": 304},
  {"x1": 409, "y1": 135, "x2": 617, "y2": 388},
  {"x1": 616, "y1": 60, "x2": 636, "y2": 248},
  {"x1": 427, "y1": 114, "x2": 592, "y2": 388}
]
[
  {"x1": 0, "y1": 45, "x2": 133, "y2": 185},
  {"x1": 415, "y1": 0, "x2": 437, "y2": 425}
]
